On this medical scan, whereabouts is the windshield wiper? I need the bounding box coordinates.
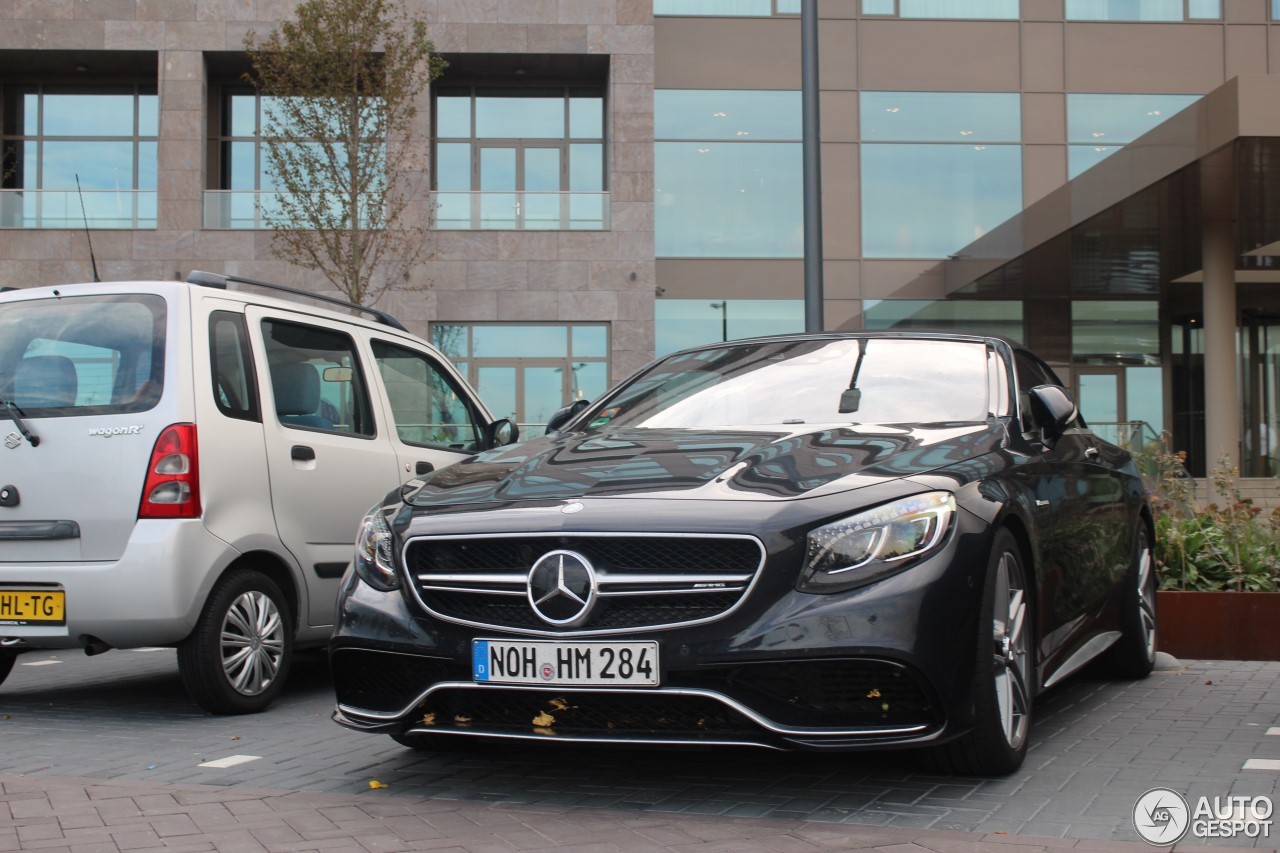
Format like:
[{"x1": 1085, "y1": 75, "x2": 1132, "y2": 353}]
[{"x1": 0, "y1": 400, "x2": 39, "y2": 447}]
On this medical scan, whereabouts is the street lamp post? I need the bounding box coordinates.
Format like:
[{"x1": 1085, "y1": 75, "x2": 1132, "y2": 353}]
[{"x1": 710, "y1": 301, "x2": 728, "y2": 342}]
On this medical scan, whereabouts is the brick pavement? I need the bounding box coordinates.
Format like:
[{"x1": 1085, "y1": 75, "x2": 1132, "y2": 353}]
[
  {"x1": 3, "y1": 650, "x2": 1280, "y2": 849},
  {"x1": 0, "y1": 773, "x2": 1244, "y2": 852}
]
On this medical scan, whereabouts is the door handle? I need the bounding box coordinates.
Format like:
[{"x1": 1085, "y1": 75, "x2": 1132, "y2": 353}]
[
  {"x1": 416, "y1": 461, "x2": 435, "y2": 475},
  {"x1": 1085, "y1": 446, "x2": 1100, "y2": 459},
  {"x1": 291, "y1": 445, "x2": 316, "y2": 462}
]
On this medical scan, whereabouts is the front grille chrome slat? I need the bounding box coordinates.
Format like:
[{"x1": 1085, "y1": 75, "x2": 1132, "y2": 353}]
[{"x1": 404, "y1": 532, "x2": 766, "y2": 636}]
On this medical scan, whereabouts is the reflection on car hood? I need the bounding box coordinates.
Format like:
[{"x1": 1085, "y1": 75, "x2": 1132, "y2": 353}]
[{"x1": 408, "y1": 422, "x2": 1007, "y2": 506}]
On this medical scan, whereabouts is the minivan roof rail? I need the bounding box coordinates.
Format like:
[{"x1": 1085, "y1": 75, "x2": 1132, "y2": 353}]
[{"x1": 187, "y1": 270, "x2": 408, "y2": 332}]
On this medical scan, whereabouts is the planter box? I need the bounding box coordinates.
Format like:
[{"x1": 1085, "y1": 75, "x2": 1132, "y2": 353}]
[{"x1": 1157, "y1": 590, "x2": 1280, "y2": 661}]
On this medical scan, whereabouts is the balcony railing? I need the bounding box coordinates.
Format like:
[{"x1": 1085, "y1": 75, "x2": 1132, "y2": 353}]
[
  {"x1": 204, "y1": 190, "x2": 382, "y2": 230},
  {"x1": 0, "y1": 189, "x2": 157, "y2": 229},
  {"x1": 205, "y1": 190, "x2": 610, "y2": 231},
  {"x1": 433, "y1": 191, "x2": 610, "y2": 231}
]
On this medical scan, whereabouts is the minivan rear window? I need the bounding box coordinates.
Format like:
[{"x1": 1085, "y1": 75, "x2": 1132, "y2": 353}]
[{"x1": 0, "y1": 294, "x2": 166, "y2": 416}]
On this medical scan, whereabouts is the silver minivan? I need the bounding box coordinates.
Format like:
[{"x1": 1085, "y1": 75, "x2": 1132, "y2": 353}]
[{"x1": 0, "y1": 273, "x2": 517, "y2": 713}]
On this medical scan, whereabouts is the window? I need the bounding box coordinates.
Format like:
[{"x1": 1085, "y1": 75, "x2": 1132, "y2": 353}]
[
  {"x1": 655, "y1": 299, "x2": 804, "y2": 355},
  {"x1": 861, "y1": 0, "x2": 1018, "y2": 18},
  {"x1": 863, "y1": 299, "x2": 1024, "y2": 341},
  {"x1": 1066, "y1": 0, "x2": 1220, "y2": 19},
  {"x1": 210, "y1": 312, "x2": 260, "y2": 422},
  {"x1": 1071, "y1": 301, "x2": 1162, "y2": 445},
  {"x1": 0, "y1": 84, "x2": 158, "y2": 228},
  {"x1": 1067, "y1": 93, "x2": 1201, "y2": 178},
  {"x1": 0, "y1": 295, "x2": 165, "y2": 416},
  {"x1": 433, "y1": 86, "x2": 606, "y2": 230},
  {"x1": 262, "y1": 320, "x2": 374, "y2": 437},
  {"x1": 656, "y1": 90, "x2": 802, "y2": 258},
  {"x1": 654, "y1": 0, "x2": 799, "y2": 15},
  {"x1": 433, "y1": 323, "x2": 609, "y2": 431},
  {"x1": 861, "y1": 92, "x2": 1022, "y2": 259},
  {"x1": 371, "y1": 340, "x2": 481, "y2": 451}
]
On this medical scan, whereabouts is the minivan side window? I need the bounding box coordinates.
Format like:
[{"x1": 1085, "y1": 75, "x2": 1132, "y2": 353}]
[
  {"x1": 371, "y1": 339, "x2": 482, "y2": 451},
  {"x1": 262, "y1": 319, "x2": 374, "y2": 437},
  {"x1": 210, "y1": 312, "x2": 260, "y2": 422}
]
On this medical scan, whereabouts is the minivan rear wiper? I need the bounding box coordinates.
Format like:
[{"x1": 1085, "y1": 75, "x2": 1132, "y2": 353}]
[{"x1": 0, "y1": 400, "x2": 39, "y2": 447}]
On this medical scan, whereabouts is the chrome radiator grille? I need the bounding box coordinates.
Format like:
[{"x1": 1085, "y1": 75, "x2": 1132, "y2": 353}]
[{"x1": 405, "y1": 533, "x2": 766, "y2": 636}]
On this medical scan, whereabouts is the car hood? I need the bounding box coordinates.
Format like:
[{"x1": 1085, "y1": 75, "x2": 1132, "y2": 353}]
[{"x1": 407, "y1": 421, "x2": 1007, "y2": 507}]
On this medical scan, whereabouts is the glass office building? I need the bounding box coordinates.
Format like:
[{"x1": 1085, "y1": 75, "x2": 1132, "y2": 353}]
[{"x1": 1, "y1": 2, "x2": 1278, "y2": 469}]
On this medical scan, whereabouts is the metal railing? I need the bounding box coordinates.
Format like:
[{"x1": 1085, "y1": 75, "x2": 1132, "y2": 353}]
[
  {"x1": 203, "y1": 190, "x2": 382, "y2": 230},
  {"x1": 1091, "y1": 420, "x2": 1159, "y2": 452},
  {"x1": 0, "y1": 189, "x2": 157, "y2": 229},
  {"x1": 432, "y1": 191, "x2": 610, "y2": 231},
  {"x1": 205, "y1": 190, "x2": 610, "y2": 231}
]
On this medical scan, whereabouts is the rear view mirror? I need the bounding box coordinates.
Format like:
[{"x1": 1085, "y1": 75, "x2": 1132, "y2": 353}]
[
  {"x1": 485, "y1": 418, "x2": 519, "y2": 449},
  {"x1": 546, "y1": 399, "x2": 590, "y2": 434},
  {"x1": 322, "y1": 367, "x2": 352, "y2": 382},
  {"x1": 1028, "y1": 385, "x2": 1078, "y2": 436},
  {"x1": 838, "y1": 388, "x2": 861, "y2": 414}
]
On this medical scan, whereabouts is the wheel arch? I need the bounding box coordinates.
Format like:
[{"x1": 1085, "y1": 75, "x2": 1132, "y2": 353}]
[{"x1": 215, "y1": 550, "x2": 302, "y2": 634}]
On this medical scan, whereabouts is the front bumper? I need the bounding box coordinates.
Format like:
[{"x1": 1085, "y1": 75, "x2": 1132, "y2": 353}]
[{"x1": 330, "y1": 500, "x2": 996, "y2": 751}]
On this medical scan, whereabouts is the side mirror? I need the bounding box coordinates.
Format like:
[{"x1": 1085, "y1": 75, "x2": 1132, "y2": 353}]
[
  {"x1": 484, "y1": 418, "x2": 519, "y2": 449},
  {"x1": 1028, "y1": 385, "x2": 1078, "y2": 437},
  {"x1": 545, "y1": 399, "x2": 589, "y2": 434}
]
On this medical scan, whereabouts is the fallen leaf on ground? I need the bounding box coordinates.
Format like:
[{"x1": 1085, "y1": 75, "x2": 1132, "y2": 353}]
[
  {"x1": 532, "y1": 711, "x2": 555, "y2": 726},
  {"x1": 369, "y1": 780, "x2": 388, "y2": 789}
]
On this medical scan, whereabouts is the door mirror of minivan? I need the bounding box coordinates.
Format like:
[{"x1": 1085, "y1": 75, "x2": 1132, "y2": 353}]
[
  {"x1": 485, "y1": 418, "x2": 519, "y2": 449},
  {"x1": 1028, "y1": 385, "x2": 1078, "y2": 437},
  {"x1": 545, "y1": 399, "x2": 590, "y2": 434}
]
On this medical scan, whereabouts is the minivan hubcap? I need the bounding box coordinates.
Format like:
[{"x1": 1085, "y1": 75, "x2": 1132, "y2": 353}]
[
  {"x1": 221, "y1": 591, "x2": 284, "y2": 696},
  {"x1": 992, "y1": 552, "x2": 1031, "y2": 749}
]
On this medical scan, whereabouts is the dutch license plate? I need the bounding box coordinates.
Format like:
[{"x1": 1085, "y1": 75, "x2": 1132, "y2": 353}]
[
  {"x1": 473, "y1": 639, "x2": 659, "y2": 686},
  {"x1": 0, "y1": 589, "x2": 65, "y2": 625}
]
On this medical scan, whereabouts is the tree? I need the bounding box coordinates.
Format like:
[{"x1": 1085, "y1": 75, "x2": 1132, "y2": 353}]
[{"x1": 244, "y1": 0, "x2": 445, "y2": 306}]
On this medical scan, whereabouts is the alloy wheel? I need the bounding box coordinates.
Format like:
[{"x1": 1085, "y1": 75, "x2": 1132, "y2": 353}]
[
  {"x1": 1136, "y1": 534, "x2": 1157, "y2": 662},
  {"x1": 992, "y1": 552, "x2": 1031, "y2": 750}
]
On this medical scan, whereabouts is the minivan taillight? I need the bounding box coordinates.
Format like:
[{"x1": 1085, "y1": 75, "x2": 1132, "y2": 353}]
[{"x1": 139, "y1": 424, "x2": 201, "y2": 519}]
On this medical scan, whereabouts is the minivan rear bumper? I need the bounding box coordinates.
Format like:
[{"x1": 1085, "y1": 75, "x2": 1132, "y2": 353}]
[{"x1": 0, "y1": 519, "x2": 235, "y2": 650}]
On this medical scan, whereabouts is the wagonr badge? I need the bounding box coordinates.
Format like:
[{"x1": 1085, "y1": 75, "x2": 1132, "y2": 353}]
[{"x1": 88, "y1": 425, "x2": 144, "y2": 437}]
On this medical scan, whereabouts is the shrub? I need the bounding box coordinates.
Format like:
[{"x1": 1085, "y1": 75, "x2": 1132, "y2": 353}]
[{"x1": 1144, "y1": 436, "x2": 1280, "y2": 592}]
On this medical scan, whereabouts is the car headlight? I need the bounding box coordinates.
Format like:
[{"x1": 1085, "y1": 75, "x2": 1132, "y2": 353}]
[
  {"x1": 353, "y1": 505, "x2": 399, "y2": 591},
  {"x1": 797, "y1": 492, "x2": 955, "y2": 594}
]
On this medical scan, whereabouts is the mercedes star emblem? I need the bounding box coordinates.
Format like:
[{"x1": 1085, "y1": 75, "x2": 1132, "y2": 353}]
[{"x1": 527, "y1": 549, "x2": 597, "y2": 627}]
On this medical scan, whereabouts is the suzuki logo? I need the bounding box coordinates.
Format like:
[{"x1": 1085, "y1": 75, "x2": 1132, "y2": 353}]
[
  {"x1": 3, "y1": 433, "x2": 20, "y2": 450},
  {"x1": 527, "y1": 550, "x2": 597, "y2": 627}
]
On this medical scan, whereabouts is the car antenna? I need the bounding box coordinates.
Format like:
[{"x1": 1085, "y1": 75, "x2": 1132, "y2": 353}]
[{"x1": 74, "y1": 173, "x2": 101, "y2": 283}]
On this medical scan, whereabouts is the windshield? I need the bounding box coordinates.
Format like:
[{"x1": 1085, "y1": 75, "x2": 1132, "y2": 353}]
[
  {"x1": 0, "y1": 294, "x2": 166, "y2": 416},
  {"x1": 583, "y1": 338, "x2": 992, "y2": 431}
]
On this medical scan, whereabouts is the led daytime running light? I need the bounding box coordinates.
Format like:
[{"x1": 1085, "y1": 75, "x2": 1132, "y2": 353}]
[{"x1": 806, "y1": 492, "x2": 955, "y2": 576}]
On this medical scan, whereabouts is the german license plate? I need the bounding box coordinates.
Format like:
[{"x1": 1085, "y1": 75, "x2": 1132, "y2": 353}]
[
  {"x1": 0, "y1": 589, "x2": 65, "y2": 625},
  {"x1": 473, "y1": 639, "x2": 659, "y2": 686}
]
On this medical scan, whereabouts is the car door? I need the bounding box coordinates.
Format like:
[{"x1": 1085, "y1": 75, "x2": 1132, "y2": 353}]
[
  {"x1": 246, "y1": 307, "x2": 400, "y2": 628},
  {"x1": 1014, "y1": 352, "x2": 1101, "y2": 662},
  {"x1": 368, "y1": 337, "x2": 490, "y2": 483}
]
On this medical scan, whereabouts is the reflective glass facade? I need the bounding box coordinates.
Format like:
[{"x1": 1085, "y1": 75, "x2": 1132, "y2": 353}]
[
  {"x1": 655, "y1": 299, "x2": 804, "y2": 355},
  {"x1": 433, "y1": 86, "x2": 606, "y2": 230},
  {"x1": 861, "y1": 0, "x2": 1019, "y2": 17},
  {"x1": 1065, "y1": 0, "x2": 1220, "y2": 20},
  {"x1": 656, "y1": 90, "x2": 803, "y2": 257},
  {"x1": 432, "y1": 323, "x2": 609, "y2": 431},
  {"x1": 1, "y1": 85, "x2": 158, "y2": 228},
  {"x1": 1067, "y1": 93, "x2": 1201, "y2": 177},
  {"x1": 861, "y1": 92, "x2": 1021, "y2": 259},
  {"x1": 863, "y1": 299, "x2": 1024, "y2": 341}
]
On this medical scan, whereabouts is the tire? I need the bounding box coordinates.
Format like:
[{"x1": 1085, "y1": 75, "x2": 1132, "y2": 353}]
[
  {"x1": 178, "y1": 569, "x2": 293, "y2": 715},
  {"x1": 928, "y1": 528, "x2": 1032, "y2": 775},
  {"x1": 390, "y1": 732, "x2": 481, "y2": 753},
  {"x1": 0, "y1": 650, "x2": 15, "y2": 688},
  {"x1": 1101, "y1": 524, "x2": 1157, "y2": 679}
]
